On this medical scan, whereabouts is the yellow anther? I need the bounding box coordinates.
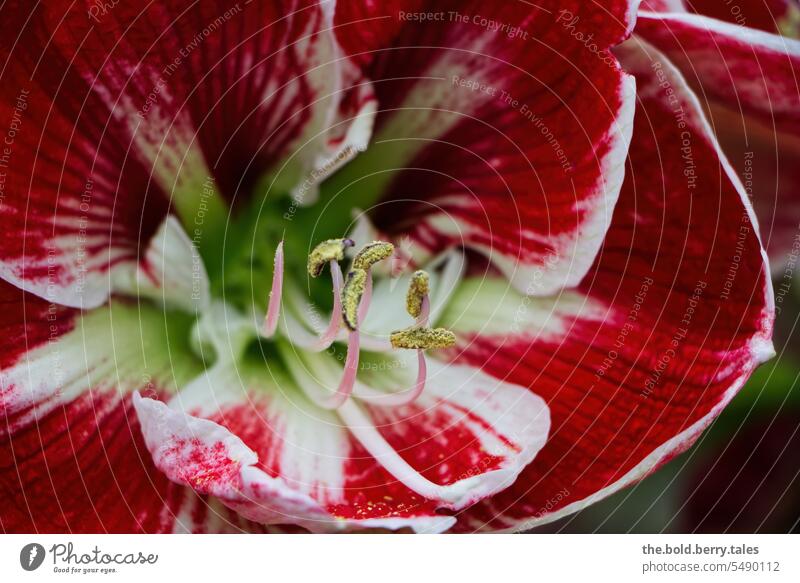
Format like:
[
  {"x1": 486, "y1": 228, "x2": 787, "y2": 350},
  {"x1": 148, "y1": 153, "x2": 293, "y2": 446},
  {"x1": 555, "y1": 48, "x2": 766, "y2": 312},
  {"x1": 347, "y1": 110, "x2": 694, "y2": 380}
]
[
  {"x1": 406, "y1": 270, "x2": 430, "y2": 318},
  {"x1": 342, "y1": 268, "x2": 368, "y2": 330},
  {"x1": 308, "y1": 238, "x2": 354, "y2": 277},
  {"x1": 390, "y1": 326, "x2": 456, "y2": 350},
  {"x1": 352, "y1": 241, "x2": 394, "y2": 270}
]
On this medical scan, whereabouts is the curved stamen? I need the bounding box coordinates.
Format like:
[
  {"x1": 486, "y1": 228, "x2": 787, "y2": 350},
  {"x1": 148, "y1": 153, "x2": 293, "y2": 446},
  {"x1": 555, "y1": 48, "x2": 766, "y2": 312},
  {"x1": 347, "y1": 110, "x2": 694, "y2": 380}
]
[
  {"x1": 352, "y1": 350, "x2": 427, "y2": 407},
  {"x1": 268, "y1": 238, "x2": 457, "y2": 411},
  {"x1": 261, "y1": 241, "x2": 284, "y2": 337},
  {"x1": 271, "y1": 238, "x2": 353, "y2": 350},
  {"x1": 325, "y1": 330, "x2": 361, "y2": 409},
  {"x1": 279, "y1": 261, "x2": 347, "y2": 352},
  {"x1": 282, "y1": 331, "x2": 361, "y2": 410},
  {"x1": 352, "y1": 241, "x2": 394, "y2": 271},
  {"x1": 342, "y1": 240, "x2": 394, "y2": 331},
  {"x1": 306, "y1": 329, "x2": 361, "y2": 410},
  {"x1": 280, "y1": 240, "x2": 395, "y2": 352},
  {"x1": 353, "y1": 242, "x2": 390, "y2": 327},
  {"x1": 389, "y1": 268, "x2": 456, "y2": 351},
  {"x1": 308, "y1": 238, "x2": 353, "y2": 277},
  {"x1": 338, "y1": 399, "x2": 458, "y2": 503},
  {"x1": 355, "y1": 270, "x2": 441, "y2": 407},
  {"x1": 312, "y1": 260, "x2": 345, "y2": 350},
  {"x1": 406, "y1": 270, "x2": 430, "y2": 319}
]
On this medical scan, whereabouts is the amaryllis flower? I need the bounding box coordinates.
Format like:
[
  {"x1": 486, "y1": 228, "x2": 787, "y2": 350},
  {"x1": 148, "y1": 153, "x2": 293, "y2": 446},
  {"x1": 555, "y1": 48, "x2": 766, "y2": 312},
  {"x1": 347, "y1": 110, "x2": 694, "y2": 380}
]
[
  {"x1": 636, "y1": 1, "x2": 800, "y2": 279},
  {"x1": 0, "y1": 0, "x2": 774, "y2": 533}
]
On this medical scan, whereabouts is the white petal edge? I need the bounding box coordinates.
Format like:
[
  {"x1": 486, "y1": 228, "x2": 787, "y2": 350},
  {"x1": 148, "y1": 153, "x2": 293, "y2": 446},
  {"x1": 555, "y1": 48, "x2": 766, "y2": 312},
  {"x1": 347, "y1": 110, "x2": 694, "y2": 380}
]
[
  {"x1": 470, "y1": 38, "x2": 776, "y2": 532},
  {"x1": 134, "y1": 393, "x2": 465, "y2": 533},
  {"x1": 113, "y1": 215, "x2": 210, "y2": 313}
]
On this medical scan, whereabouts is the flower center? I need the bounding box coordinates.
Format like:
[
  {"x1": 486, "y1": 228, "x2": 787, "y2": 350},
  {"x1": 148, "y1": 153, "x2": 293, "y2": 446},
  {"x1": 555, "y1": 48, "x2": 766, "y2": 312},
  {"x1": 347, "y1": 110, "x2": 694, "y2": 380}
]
[
  {"x1": 183, "y1": 211, "x2": 470, "y2": 504},
  {"x1": 257, "y1": 237, "x2": 457, "y2": 410}
]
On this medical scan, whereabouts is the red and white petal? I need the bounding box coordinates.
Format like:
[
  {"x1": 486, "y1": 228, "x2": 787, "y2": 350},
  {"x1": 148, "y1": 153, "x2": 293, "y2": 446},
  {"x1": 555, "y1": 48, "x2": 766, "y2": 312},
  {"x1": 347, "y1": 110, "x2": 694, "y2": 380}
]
[
  {"x1": 346, "y1": 359, "x2": 549, "y2": 511},
  {"x1": 642, "y1": 0, "x2": 800, "y2": 38},
  {"x1": 132, "y1": 394, "x2": 333, "y2": 531},
  {"x1": 687, "y1": 0, "x2": 800, "y2": 37},
  {"x1": 441, "y1": 39, "x2": 773, "y2": 531},
  {"x1": 137, "y1": 351, "x2": 548, "y2": 532},
  {"x1": 139, "y1": 360, "x2": 454, "y2": 533},
  {"x1": 294, "y1": 59, "x2": 378, "y2": 204},
  {"x1": 700, "y1": 104, "x2": 800, "y2": 274},
  {"x1": 332, "y1": 1, "x2": 637, "y2": 296},
  {"x1": 634, "y1": 10, "x2": 800, "y2": 270},
  {"x1": 0, "y1": 282, "x2": 76, "y2": 419},
  {"x1": 0, "y1": 1, "x2": 364, "y2": 307},
  {"x1": 113, "y1": 216, "x2": 210, "y2": 313},
  {"x1": 41, "y1": 0, "x2": 359, "y2": 207},
  {"x1": 335, "y1": 1, "x2": 640, "y2": 66},
  {"x1": 0, "y1": 281, "x2": 212, "y2": 532},
  {"x1": 1, "y1": 388, "x2": 181, "y2": 533},
  {"x1": 640, "y1": 0, "x2": 686, "y2": 11},
  {"x1": 0, "y1": 51, "x2": 169, "y2": 308},
  {"x1": 1, "y1": 297, "x2": 201, "y2": 426},
  {"x1": 635, "y1": 10, "x2": 800, "y2": 134}
]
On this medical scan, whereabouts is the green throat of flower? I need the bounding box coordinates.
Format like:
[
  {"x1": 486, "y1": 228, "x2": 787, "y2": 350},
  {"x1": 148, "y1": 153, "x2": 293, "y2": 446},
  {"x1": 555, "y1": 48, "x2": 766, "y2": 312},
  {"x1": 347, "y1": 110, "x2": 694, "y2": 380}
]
[{"x1": 185, "y1": 198, "x2": 460, "y2": 413}]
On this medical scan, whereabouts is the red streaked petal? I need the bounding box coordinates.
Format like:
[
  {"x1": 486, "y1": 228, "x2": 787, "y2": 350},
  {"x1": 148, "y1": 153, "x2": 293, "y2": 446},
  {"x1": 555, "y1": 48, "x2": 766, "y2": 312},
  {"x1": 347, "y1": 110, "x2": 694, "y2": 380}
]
[
  {"x1": 446, "y1": 39, "x2": 773, "y2": 531},
  {"x1": 687, "y1": 0, "x2": 800, "y2": 37},
  {"x1": 0, "y1": 53, "x2": 171, "y2": 308},
  {"x1": 335, "y1": 1, "x2": 640, "y2": 68},
  {"x1": 332, "y1": 1, "x2": 637, "y2": 296},
  {"x1": 0, "y1": 298, "x2": 201, "y2": 429},
  {"x1": 116, "y1": 216, "x2": 210, "y2": 313},
  {"x1": 700, "y1": 104, "x2": 800, "y2": 274},
  {"x1": 37, "y1": 0, "x2": 352, "y2": 206},
  {"x1": 0, "y1": 283, "x2": 223, "y2": 533},
  {"x1": 634, "y1": 10, "x2": 800, "y2": 270},
  {"x1": 136, "y1": 363, "x2": 453, "y2": 533},
  {"x1": 295, "y1": 59, "x2": 378, "y2": 204},
  {"x1": 133, "y1": 394, "x2": 334, "y2": 530},
  {"x1": 1, "y1": 390, "x2": 181, "y2": 533},
  {"x1": 642, "y1": 0, "x2": 800, "y2": 38},
  {"x1": 340, "y1": 358, "x2": 549, "y2": 512},
  {"x1": 138, "y1": 352, "x2": 548, "y2": 532},
  {"x1": 0, "y1": 1, "x2": 367, "y2": 307},
  {"x1": 636, "y1": 11, "x2": 800, "y2": 134},
  {"x1": 1, "y1": 386, "x2": 261, "y2": 533}
]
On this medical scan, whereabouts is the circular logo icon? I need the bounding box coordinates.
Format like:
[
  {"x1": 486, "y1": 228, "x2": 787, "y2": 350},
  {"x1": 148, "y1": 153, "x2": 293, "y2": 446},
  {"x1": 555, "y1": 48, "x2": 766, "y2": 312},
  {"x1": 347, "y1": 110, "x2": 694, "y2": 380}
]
[{"x1": 20, "y1": 543, "x2": 46, "y2": 571}]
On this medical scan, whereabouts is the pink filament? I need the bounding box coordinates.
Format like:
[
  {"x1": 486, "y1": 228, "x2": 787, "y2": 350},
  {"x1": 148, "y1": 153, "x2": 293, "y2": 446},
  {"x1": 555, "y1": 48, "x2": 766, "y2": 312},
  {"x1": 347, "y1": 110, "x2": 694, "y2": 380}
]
[
  {"x1": 345, "y1": 272, "x2": 392, "y2": 351},
  {"x1": 356, "y1": 350, "x2": 427, "y2": 407},
  {"x1": 357, "y1": 271, "x2": 373, "y2": 325},
  {"x1": 262, "y1": 241, "x2": 284, "y2": 337},
  {"x1": 318, "y1": 330, "x2": 361, "y2": 410},
  {"x1": 262, "y1": 241, "x2": 434, "y2": 410},
  {"x1": 418, "y1": 295, "x2": 430, "y2": 327},
  {"x1": 354, "y1": 289, "x2": 431, "y2": 407},
  {"x1": 307, "y1": 261, "x2": 344, "y2": 352}
]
